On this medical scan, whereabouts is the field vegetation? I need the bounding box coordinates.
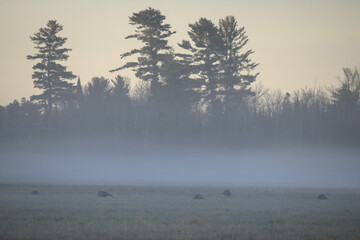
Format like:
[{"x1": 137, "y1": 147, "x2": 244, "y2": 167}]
[{"x1": 1, "y1": 185, "x2": 360, "y2": 240}]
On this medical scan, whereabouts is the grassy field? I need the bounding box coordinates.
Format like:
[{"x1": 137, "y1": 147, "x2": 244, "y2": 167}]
[{"x1": 0, "y1": 184, "x2": 360, "y2": 240}]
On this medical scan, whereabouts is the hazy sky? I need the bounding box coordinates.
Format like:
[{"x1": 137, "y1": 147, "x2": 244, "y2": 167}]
[{"x1": 0, "y1": 0, "x2": 359, "y2": 106}]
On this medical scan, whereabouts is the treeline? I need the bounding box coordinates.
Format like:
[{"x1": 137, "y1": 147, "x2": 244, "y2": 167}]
[{"x1": 0, "y1": 8, "x2": 359, "y2": 147}]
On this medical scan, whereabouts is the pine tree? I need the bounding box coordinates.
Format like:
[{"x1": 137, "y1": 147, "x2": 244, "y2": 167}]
[
  {"x1": 331, "y1": 68, "x2": 360, "y2": 114},
  {"x1": 83, "y1": 77, "x2": 112, "y2": 131},
  {"x1": 76, "y1": 77, "x2": 84, "y2": 109},
  {"x1": 110, "y1": 8, "x2": 175, "y2": 99},
  {"x1": 218, "y1": 16, "x2": 258, "y2": 114},
  {"x1": 178, "y1": 18, "x2": 223, "y2": 119},
  {"x1": 110, "y1": 8, "x2": 176, "y2": 142},
  {"x1": 330, "y1": 68, "x2": 360, "y2": 142},
  {"x1": 27, "y1": 20, "x2": 76, "y2": 116}
]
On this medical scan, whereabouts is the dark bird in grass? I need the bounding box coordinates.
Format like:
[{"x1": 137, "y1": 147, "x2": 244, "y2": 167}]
[
  {"x1": 31, "y1": 190, "x2": 39, "y2": 195},
  {"x1": 223, "y1": 189, "x2": 231, "y2": 196},
  {"x1": 193, "y1": 194, "x2": 204, "y2": 200},
  {"x1": 317, "y1": 194, "x2": 327, "y2": 200},
  {"x1": 97, "y1": 191, "x2": 112, "y2": 197}
]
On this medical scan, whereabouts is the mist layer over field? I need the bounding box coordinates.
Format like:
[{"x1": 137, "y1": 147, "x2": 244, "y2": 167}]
[{"x1": 1, "y1": 139, "x2": 359, "y2": 188}]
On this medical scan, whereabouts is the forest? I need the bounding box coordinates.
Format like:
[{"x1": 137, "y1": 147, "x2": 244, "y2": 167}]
[{"x1": 1, "y1": 8, "x2": 359, "y2": 148}]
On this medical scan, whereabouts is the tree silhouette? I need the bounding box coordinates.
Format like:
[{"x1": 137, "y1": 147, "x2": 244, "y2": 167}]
[
  {"x1": 330, "y1": 68, "x2": 360, "y2": 142},
  {"x1": 76, "y1": 77, "x2": 84, "y2": 109},
  {"x1": 110, "y1": 8, "x2": 175, "y2": 99},
  {"x1": 27, "y1": 20, "x2": 76, "y2": 117},
  {"x1": 157, "y1": 53, "x2": 200, "y2": 137},
  {"x1": 218, "y1": 16, "x2": 258, "y2": 115},
  {"x1": 83, "y1": 77, "x2": 112, "y2": 132},
  {"x1": 331, "y1": 68, "x2": 360, "y2": 115},
  {"x1": 178, "y1": 18, "x2": 223, "y2": 124}
]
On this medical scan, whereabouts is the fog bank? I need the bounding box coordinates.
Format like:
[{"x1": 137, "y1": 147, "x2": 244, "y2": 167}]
[{"x1": 1, "y1": 141, "x2": 359, "y2": 188}]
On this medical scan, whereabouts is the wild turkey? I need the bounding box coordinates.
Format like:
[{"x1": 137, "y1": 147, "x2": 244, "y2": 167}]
[
  {"x1": 317, "y1": 194, "x2": 327, "y2": 200},
  {"x1": 193, "y1": 194, "x2": 204, "y2": 200},
  {"x1": 97, "y1": 191, "x2": 112, "y2": 197},
  {"x1": 223, "y1": 189, "x2": 231, "y2": 196}
]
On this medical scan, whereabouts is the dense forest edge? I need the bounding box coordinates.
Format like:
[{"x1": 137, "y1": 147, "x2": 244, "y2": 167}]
[{"x1": 1, "y1": 8, "x2": 359, "y2": 149}]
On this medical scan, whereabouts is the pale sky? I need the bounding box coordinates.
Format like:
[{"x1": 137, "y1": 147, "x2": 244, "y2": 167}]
[{"x1": 0, "y1": 0, "x2": 359, "y2": 106}]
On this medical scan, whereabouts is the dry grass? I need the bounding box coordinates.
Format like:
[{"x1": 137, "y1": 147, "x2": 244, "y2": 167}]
[{"x1": 0, "y1": 185, "x2": 360, "y2": 240}]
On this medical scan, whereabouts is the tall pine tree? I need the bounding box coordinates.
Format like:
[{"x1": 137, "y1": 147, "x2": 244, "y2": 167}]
[
  {"x1": 218, "y1": 16, "x2": 258, "y2": 114},
  {"x1": 110, "y1": 8, "x2": 175, "y2": 99},
  {"x1": 178, "y1": 18, "x2": 223, "y2": 126},
  {"x1": 27, "y1": 20, "x2": 76, "y2": 116},
  {"x1": 110, "y1": 8, "x2": 176, "y2": 142}
]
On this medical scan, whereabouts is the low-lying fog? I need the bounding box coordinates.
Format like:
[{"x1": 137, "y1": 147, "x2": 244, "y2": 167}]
[{"x1": 1, "y1": 139, "x2": 359, "y2": 188}]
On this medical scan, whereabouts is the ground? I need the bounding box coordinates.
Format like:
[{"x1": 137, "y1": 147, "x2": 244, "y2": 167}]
[{"x1": 0, "y1": 184, "x2": 360, "y2": 240}]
